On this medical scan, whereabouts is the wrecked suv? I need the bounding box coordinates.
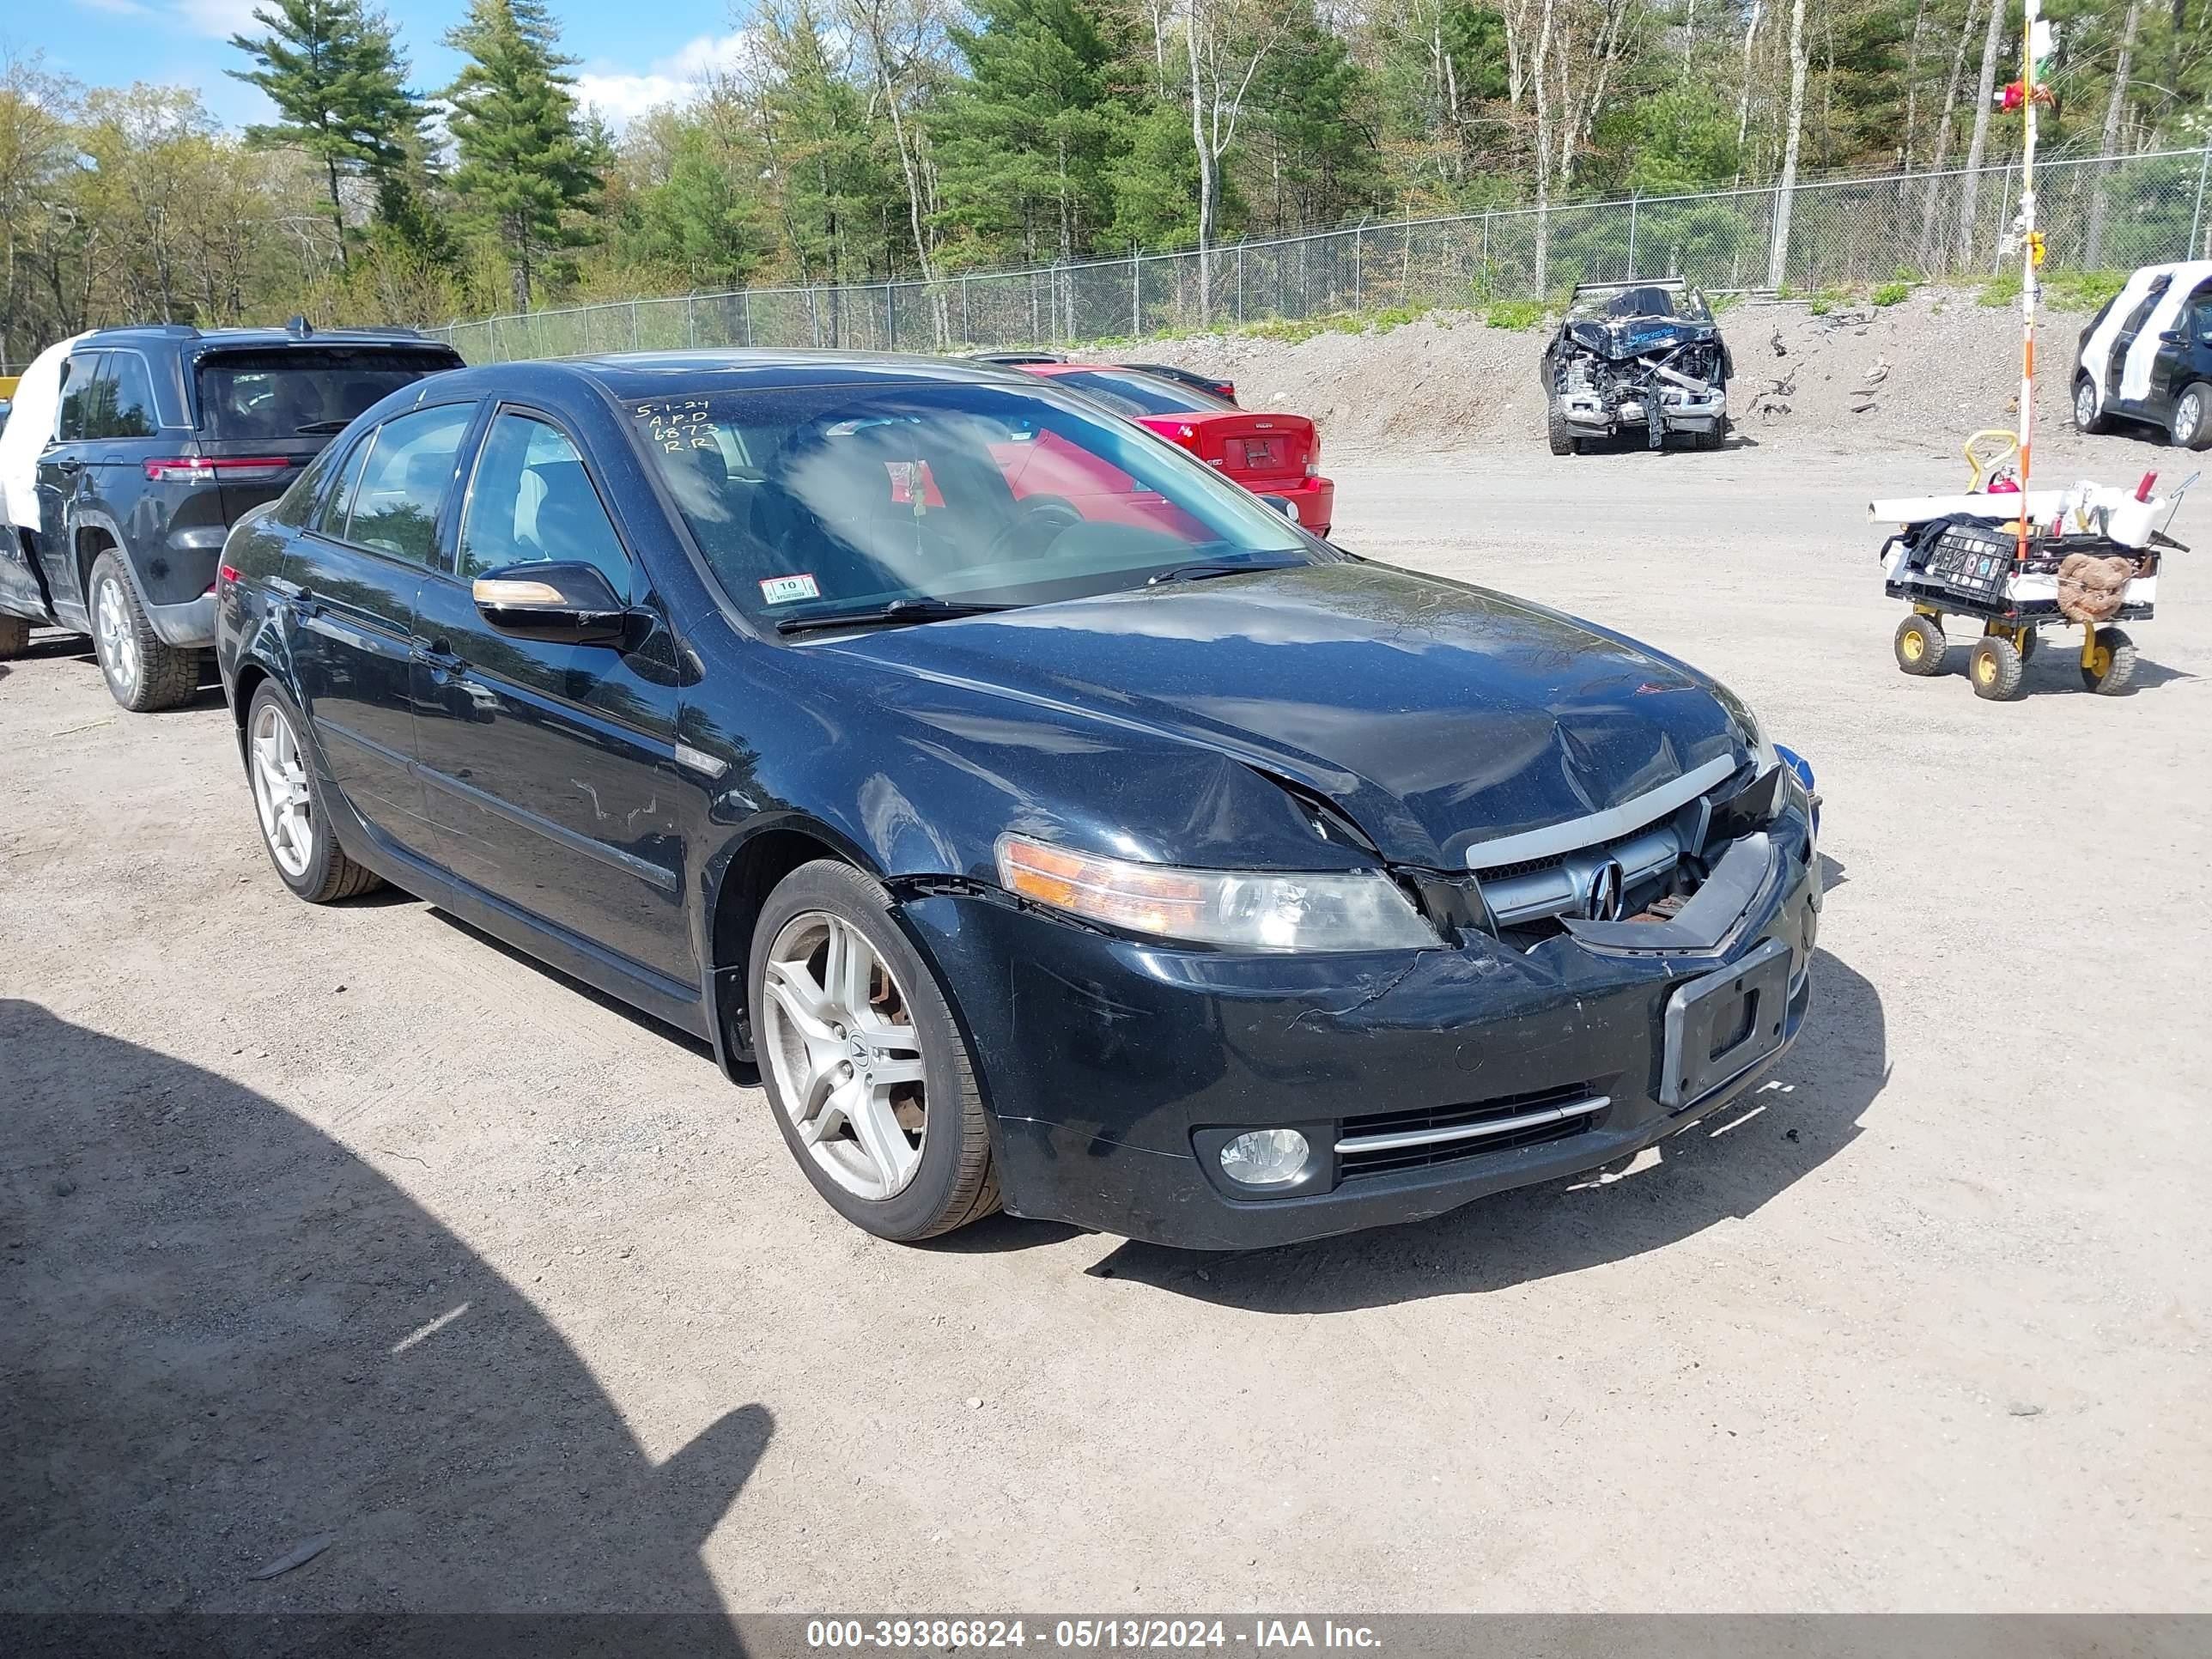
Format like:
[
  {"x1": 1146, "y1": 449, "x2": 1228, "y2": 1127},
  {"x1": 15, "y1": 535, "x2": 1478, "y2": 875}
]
[{"x1": 1544, "y1": 280, "x2": 1732, "y2": 454}]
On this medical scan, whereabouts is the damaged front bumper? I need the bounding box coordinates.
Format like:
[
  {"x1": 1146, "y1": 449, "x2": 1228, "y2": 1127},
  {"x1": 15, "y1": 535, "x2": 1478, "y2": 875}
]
[
  {"x1": 898, "y1": 799, "x2": 1819, "y2": 1250},
  {"x1": 1559, "y1": 385, "x2": 1729, "y2": 435}
]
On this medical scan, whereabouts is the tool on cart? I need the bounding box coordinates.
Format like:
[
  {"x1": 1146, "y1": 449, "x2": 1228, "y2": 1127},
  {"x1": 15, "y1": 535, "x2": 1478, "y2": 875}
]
[{"x1": 1870, "y1": 0, "x2": 2186, "y2": 702}]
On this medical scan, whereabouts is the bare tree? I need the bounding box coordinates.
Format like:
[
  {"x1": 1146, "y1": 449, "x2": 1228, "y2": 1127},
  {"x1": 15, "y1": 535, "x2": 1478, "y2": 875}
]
[
  {"x1": 1916, "y1": 0, "x2": 1982, "y2": 269},
  {"x1": 1181, "y1": 0, "x2": 1290, "y2": 323},
  {"x1": 1767, "y1": 0, "x2": 1809, "y2": 287},
  {"x1": 2084, "y1": 0, "x2": 2145, "y2": 264},
  {"x1": 1955, "y1": 0, "x2": 2008, "y2": 267},
  {"x1": 845, "y1": 0, "x2": 951, "y2": 343}
]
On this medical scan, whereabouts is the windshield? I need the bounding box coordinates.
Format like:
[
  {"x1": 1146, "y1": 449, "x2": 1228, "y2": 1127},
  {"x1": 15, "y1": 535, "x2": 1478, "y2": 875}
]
[
  {"x1": 629, "y1": 378, "x2": 1319, "y2": 630},
  {"x1": 1046, "y1": 368, "x2": 1231, "y2": 417},
  {"x1": 1570, "y1": 285, "x2": 1711, "y2": 324},
  {"x1": 195, "y1": 348, "x2": 457, "y2": 440}
]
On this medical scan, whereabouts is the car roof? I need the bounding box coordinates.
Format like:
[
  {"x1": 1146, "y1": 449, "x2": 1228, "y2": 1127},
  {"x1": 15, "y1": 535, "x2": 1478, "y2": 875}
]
[
  {"x1": 436, "y1": 349, "x2": 1041, "y2": 404},
  {"x1": 76, "y1": 324, "x2": 455, "y2": 356}
]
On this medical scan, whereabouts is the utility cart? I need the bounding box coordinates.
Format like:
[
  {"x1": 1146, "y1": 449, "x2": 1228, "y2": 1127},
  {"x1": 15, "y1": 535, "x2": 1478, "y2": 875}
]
[
  {"x1": 1872, "y1": 0, "x2": 2184, "y2": 703},
  {"x1": 1871, "y1": 475, "x2": 2176, "y2": 700}
]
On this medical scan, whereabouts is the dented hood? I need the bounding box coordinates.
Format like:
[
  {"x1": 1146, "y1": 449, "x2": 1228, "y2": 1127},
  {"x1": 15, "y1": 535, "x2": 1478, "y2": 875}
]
[{"x1": 826, "y1": 561, "x2": 1753, "y2": 868}]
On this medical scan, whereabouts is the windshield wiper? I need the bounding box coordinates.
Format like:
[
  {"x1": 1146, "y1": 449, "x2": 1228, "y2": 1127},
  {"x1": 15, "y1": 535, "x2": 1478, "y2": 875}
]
[
  {"x1": 294, "y1": 419, "x2": 352, "y2": 434},
  {"x1": 775, "y1": 598, "x2": 1016, "y2": 635},
  {"x1": 1146, "y1": 558, "x2": 1296, "y2": 586}
]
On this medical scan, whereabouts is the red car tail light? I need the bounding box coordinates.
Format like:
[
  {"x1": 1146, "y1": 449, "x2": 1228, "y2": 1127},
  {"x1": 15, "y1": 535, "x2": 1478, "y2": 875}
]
[{"x1": 143, "y1": 456, "x2": 292, "y2": 483}]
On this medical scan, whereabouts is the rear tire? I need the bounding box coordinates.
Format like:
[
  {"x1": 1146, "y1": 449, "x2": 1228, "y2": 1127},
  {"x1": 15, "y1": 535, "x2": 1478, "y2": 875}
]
[
  {"x1": 0, "y1": 615, "x2": 29, "y2": 657},
  {"x1": 1893, "y1": 614, "x2": 1948, "y2": 677},
  {"x1": 2074, "y1": 374, "x2": 2112, "y2": 435},
  {"x1": 2081, "y1": 625, "x2": 2137, "y2": 695},
  {"x1": 2170, "y1": 383, "x2": 2212, "y2": 450},
  {"x1": 1968, "y1": 635, "x2": 2024, "y2": 701},
  {"x1": 245, "y1": 679, "x2": 382, "y2": 902},
  {"x1": 750, "y1": 860, "x2": 1000, "y2": 1242},
  {"x1": 88, "y1": 550, "x2": 198, "y2": 712}
]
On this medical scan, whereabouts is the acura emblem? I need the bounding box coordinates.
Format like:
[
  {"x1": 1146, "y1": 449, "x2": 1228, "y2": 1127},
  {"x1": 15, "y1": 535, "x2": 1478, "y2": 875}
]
[{"x1": 1583, "y1": 859, "x2": 1626, "y2": 921}]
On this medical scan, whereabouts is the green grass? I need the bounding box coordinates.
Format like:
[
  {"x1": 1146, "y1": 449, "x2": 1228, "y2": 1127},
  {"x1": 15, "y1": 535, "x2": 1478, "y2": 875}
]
[
  {"x1": 1978, "y1": 271, "x2": 2023, "y2": 307},
  {"x1": 1871, "y1": 280, "x2": 1911, "y2": 307},
  {"x1": 1485, "y1": 299, "x2": 1545, "y2": 330},
  {"x1": 2044, "y1": 269, "x2": 2126, "y2": 312}
]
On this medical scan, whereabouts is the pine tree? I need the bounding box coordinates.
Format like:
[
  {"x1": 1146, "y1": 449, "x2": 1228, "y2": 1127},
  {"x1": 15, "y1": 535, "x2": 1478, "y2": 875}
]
[
  {"x1": 933, "y1": 0, "x2": 1123, "y2": 264},
  {"x1": 443, "y1": 0, "x2": 602, "y2": 311},
  {"x1": 228, "y1": 0, "x2": 419, "y2": 270}
]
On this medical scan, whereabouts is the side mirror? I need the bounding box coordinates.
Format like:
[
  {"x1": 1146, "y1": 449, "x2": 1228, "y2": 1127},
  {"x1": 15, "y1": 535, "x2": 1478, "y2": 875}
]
[
  {"x1": 2160, "y1": 330, "x2": 2188, "y2": 345},
  {"x1": 471, "y1": 562, "x2": 629, "y2": 646},
  {"x1": 1255, "y1": 493, "x2": 1302, "y2": 524}
]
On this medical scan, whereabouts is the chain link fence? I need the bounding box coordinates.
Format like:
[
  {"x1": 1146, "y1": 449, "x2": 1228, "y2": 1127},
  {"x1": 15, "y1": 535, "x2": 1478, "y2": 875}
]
[{"x1": 430, "y1": 147, "x2": 2212, "y2": 363}]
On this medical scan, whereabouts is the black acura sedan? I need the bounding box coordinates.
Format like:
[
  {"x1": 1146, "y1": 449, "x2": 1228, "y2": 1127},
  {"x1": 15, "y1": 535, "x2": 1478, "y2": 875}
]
[{"x1": 215, "y1": 351, "x2": 1820, "y2": 1249}]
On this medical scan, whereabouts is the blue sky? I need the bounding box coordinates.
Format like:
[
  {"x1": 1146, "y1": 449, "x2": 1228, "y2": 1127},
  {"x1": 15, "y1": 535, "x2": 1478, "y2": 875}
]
[{"x1": 15, "y1": 0, "x2": 748, "y2": 130}]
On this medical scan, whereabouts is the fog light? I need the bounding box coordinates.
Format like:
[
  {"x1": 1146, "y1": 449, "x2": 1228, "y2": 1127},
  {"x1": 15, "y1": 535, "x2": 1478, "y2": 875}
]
[{"x1": 1218, "y1": 1128, "x2": 1310, "y2": 1186}]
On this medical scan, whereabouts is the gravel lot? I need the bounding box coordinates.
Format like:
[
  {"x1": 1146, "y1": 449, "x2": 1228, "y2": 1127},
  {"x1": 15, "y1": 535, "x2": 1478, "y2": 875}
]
[{"x1": 3, "y1": 423, "x2": 2209, "y2": 1615}]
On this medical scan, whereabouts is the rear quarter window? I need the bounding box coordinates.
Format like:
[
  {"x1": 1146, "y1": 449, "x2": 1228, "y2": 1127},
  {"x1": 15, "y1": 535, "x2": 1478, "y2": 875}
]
[{"x1": 194, "y1": 348, "x2": 461, "y2": 441}]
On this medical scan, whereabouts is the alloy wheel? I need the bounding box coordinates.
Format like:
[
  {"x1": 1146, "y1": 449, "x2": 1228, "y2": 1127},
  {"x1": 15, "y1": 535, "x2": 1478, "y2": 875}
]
[
  {"x1": 94, "y1": 575, "x2": 138, "y2": 700},
  {"x1": 249, "y1": 702, "x2": 315, "y2": 879},
  {"x1": 760, "y1": 910, "x2": 928, "y2": 1200},
  {"x1": 2075, "y1": 380, "x2": 2097, "y2": 430},
  {"x1": 2179, "y1": 392, "x2": 2203, "y2": 445}
]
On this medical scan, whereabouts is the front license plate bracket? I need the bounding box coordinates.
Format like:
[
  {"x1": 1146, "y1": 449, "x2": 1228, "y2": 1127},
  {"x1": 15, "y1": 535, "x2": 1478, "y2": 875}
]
[{"x1": 1660, "y1": 936, "x2": 1791, "y2": 1110}]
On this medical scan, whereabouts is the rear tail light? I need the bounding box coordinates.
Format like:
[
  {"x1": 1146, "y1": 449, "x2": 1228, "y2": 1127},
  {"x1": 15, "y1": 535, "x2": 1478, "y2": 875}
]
[
  {"x1": 1306, "y1": 434, "x2": 1322, "y2": 479},
  {"x1": 1217, "y1": 382, "x2": 1236, "y2": 401},
  {"x1": 143, "y1": 456, "x2": 292, "y2": 483}
]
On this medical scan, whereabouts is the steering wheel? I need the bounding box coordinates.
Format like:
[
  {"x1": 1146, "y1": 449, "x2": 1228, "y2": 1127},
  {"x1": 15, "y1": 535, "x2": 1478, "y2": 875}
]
[{"x1": 984, "y1": 496, "x2": 1085, "y2": 561}]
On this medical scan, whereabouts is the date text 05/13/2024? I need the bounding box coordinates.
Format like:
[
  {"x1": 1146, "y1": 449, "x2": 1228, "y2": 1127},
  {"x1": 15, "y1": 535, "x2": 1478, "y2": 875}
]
[{"x1": 805, "y1": 1619, "x2": 1384, "y2": 1650}]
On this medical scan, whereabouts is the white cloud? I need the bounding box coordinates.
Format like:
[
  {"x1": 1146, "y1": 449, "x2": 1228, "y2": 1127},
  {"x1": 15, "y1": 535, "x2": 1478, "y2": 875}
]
[
  {"x1": 76, "y1": 0, "x2": 155, "y2": 16},
  {"x1": 573, "y1": 30, "x2": 752, "y2": 127},
  {"x1": 175, "y1": 0, "x2": 268, "y2": 38}
]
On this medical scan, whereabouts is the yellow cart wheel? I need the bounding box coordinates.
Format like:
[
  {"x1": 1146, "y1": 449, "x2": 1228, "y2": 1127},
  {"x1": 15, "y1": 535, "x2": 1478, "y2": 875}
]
[
  {"x1": 2081, "y1": 625, "x2": 2137, "y2": 696},
  {"x1": 1893, "y1": 614, "x2": 1948, "y2": 677},
  {"x1": 1969, "y1": 635, "x2": 2025, "y2": 701}
]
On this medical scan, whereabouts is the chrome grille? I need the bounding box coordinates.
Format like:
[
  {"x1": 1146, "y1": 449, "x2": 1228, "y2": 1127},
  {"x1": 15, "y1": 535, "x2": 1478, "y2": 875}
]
[{"x1": 1335, "y1": 1083, "x2": 1611, "y2": 1180}]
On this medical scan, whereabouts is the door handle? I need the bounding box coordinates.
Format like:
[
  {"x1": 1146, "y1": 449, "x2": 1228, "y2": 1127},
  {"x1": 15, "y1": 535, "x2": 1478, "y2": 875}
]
[{"x1": 51, "y1": 458, "x2": 82, "y2": 476}]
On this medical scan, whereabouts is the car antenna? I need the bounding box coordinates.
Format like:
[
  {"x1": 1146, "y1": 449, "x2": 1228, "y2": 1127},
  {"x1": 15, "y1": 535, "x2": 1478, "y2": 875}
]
[{"x1": 286, "y1": 315, "x2": 313, "y2": 338}]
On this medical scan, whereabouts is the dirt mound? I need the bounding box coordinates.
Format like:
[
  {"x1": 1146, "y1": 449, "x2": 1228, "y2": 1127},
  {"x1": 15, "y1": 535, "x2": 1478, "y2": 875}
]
[{"x1": 1091, "y1": 291, "x2": 2135, "y2": 471}]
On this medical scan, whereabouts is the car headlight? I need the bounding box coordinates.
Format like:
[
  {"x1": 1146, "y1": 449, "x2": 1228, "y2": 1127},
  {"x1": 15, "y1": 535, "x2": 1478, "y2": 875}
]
[{"x1": 996, "y1": 835, "x2": 1438, "y2": 952}]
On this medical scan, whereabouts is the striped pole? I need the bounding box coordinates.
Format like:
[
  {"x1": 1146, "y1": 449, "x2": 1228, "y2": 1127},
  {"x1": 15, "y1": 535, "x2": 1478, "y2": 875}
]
[{"x1": 2015, "y1": 0, "x2": 2047, "y2": 565}]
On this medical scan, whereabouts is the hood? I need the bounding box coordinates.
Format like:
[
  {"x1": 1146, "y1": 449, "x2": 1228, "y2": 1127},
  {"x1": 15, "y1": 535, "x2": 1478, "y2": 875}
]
[
  {"x1": 1566, "y1": 314, "x2": 1719, "y2": 361},
  {"x1": 823, "y1": 561, "x2": 1751, "y2": 868}
]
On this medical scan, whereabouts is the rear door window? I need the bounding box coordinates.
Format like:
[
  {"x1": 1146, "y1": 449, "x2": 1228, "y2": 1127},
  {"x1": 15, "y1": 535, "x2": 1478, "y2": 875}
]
[
  {"x1": 56, "y1": 355, "x2": 110, "y2": 441},
  {"x1": 98, "y1": 353, "x2": 161, "y2": 438},
  {"x1": 194, "y1": 348, "x2": 460, "y2": 441},
  {"x1": 325, "y1": 404, "x2": 474, "y2": 564},
  {"x1": 318, "y1": 435, "x2": 373, "y2": 538}
]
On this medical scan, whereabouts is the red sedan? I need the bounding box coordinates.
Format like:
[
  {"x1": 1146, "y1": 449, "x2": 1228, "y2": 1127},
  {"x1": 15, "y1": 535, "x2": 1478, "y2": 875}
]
[{"x1": 1018, "y1": 363, "x2": 1334, "y2": 537}]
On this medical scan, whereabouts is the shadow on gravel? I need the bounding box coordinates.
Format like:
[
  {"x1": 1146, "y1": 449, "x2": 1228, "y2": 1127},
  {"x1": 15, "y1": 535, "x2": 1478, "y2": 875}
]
[
  {"x1": 1092, "y1": 946, "x2": 1885, "y2": 1312},
  {"x1": 0, "y1": 1000, "x2": 769, "y2": 1635}
]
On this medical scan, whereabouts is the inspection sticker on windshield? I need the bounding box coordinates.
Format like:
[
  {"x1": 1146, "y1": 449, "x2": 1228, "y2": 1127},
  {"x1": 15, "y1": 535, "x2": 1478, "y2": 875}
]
[{"x1": 759, "y1": 574, "x2": 820, "y2": 605}]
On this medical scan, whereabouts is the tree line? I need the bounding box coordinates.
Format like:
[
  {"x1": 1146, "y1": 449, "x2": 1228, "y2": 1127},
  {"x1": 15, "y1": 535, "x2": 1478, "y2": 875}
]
[{"x1": 3, "y1": 0, "x2": 2208, "y2": 367}]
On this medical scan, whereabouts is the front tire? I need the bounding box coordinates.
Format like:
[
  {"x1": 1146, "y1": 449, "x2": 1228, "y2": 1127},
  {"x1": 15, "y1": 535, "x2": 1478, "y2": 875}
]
[
  {"x1": 1894, "y1": 614, "x2": 1948, "y2": 676},
  {"x1": 88, "y1": 551, "x2": 198, "y2": 712},
  {"x1": 1547, "y1": 403, "x2": 1577, "y2": 456},
  {"x1": 2171, "y1": 383, "x2": 2212, "y2": 450},
  {"x1": 245, "y1": 680, "x2": 381, "y2": 902},
  {"x1": 1969, "y1": 635, "x2": 2025, "y2": 701},
  {"x1": 750, "y1": 860, "x2": 1000, "y2": 1241}
]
